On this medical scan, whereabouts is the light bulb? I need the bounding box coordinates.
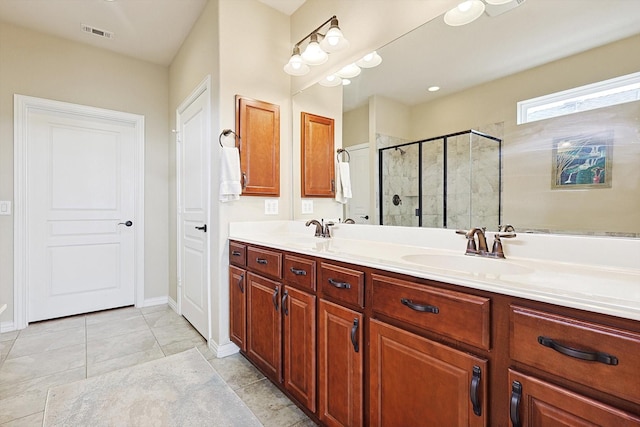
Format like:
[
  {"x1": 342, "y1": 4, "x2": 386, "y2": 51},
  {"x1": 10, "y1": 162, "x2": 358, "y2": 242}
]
[{"x1": 319, "y1": 74, "x2": 343, "y2": 87}]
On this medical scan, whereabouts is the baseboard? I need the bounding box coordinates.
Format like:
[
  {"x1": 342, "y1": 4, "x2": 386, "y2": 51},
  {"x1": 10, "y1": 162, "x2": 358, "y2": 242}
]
[
  {"x1": 167, "y1": 296, "x2": 178, "y2": 312},
  {"x1": 141, "y1": 296, "x2": 169, "y2": 308},
  {"x1": 0, "y1": 320, "x2": 16, "y2": 333},
  {"x1": 209, "y1": 340, "x2": 239, "y2": 358}
]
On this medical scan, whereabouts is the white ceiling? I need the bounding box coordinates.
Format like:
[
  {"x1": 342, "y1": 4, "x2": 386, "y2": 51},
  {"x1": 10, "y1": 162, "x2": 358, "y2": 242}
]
[
  {"x1": 344, "y1": 0, "x2": 640, "y2": 111},
  {"x1": 0, "y1": 0, "x2": 305, "y2": 65},
  {"x1": 0, "y1": 0, "x2": 208, "y2": 65}
]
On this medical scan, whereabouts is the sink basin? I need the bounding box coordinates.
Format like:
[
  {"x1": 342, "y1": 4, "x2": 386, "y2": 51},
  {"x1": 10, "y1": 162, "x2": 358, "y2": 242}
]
[{"x1": 401, "y1": 253, "x2": 534, "y2": 276}]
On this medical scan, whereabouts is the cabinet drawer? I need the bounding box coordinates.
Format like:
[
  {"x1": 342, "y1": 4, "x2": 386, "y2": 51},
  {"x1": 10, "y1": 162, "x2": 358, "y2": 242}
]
[
  {"x1": 247, "y1": 246, "x2": 282, "y2": 279},
  {"x1": 510, "y1": 305, "x2": 640, "y2": 406},
  {"x1": 283, "y1": 254, "x2": 316, "y2": 292},
  {"x1": 371, "y1": 274, "x2": 491, "y2": 350},
  {"x1": 229, "y1": 241, "x2": 246, "y2": 266},
  {"x1": 319, "y1": 262, "x2": 365, "y2": 309}
]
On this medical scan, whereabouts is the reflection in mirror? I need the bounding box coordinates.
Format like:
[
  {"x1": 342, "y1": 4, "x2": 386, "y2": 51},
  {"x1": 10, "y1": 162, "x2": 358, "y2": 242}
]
[
  {"x1": 341, "y1": 0, "x2": 640, "y2": 236},
  {"x1": 379, "y1": 130, "x2": 501, "y2": 230}
]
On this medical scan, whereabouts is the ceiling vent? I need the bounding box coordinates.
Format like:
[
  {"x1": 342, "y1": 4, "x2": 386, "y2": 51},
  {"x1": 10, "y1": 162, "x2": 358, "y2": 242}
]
[
  {"x1": 81, "y1": 24, "x2": 114, "y2": 39},
  {"x1": 485, "y1": 0, "x2": 526, "y2": 17}
]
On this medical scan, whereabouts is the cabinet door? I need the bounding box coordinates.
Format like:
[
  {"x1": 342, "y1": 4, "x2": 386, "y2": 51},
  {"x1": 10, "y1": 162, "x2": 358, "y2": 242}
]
[
  {"x1": 369, "y1": 319, "x2": 487, "y2": 427},
  {"x1": 301, "y1": 112, "x2": 335, "y2": 197},
  {"x1": 283, "y1": 286, "x2": 317, "y2": 413},
  {"x1": 229, "y1": 265, "x2": 246, "y2": 352},
  {"x1": 318, "y1": 299, "x2": 363, "y2": 427},
  {"x1": 246, "y1": 272, "x2": 282, "y2": 382},
  {"x1": 508, "y1": 370, "x2": 640, "y2": 427},
  {"x1": 236, "y1": 96, "x2": 280, "y2": 196}
]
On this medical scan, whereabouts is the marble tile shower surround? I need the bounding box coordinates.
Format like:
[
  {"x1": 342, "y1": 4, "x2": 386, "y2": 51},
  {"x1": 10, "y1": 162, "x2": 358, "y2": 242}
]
[
  {"x1": 378, "y1": 129, "x2": 500, "y2": 229},
  {"x1": 0, "y1": 305, "x2": 316, "y2": 426}
]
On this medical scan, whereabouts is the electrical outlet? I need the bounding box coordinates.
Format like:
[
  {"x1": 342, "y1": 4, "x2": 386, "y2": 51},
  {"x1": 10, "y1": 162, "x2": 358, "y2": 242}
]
[
  {"x1": 264, "y1": 199, "x2": 278, "y2": 215},
  {"x1": 301, "y1": 199, "x2": 314, "y2": 214},
  {"x1": 0, "y1": 201, "x2": 11, "y2": 216}
]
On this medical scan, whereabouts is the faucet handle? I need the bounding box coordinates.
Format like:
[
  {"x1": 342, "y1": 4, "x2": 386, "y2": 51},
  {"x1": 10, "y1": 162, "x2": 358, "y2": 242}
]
[{"x1": 499, "y1": 224, "x2": 515, "y2": 233}]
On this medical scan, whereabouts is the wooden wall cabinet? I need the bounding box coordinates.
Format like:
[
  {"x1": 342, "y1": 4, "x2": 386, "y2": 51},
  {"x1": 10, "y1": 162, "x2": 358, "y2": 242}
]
[
  {"x1": 236, "y1": 95, "x2": 280, "y2": 196},
  {"x1": 301, "y1": 112, "x2": 335, "y2": 198}
]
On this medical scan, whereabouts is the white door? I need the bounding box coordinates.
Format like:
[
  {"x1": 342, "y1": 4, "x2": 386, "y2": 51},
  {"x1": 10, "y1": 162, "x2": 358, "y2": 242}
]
[
  {"x1": 346, "y1": 144, "x2": 371, "y2": 224},
  {"x1": 27, "y1": 109, "x2": 137, "y2": 322},
  {"x1": 177, "y1": 81, "x2": 210, "y2": 339}
]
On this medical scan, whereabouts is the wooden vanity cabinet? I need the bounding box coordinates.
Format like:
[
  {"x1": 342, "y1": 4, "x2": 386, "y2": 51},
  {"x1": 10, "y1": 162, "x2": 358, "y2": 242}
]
[
  {"x1": 229, "y1": 241, "x2": 247, "y2": 351},
  {"x1": 508, "y1": 370, "x2": 640, "y2": 426},
  {"x1": 370, "y1": 319, "x2": 488, "y2": 427},
  {"x1": 318, "y1": 298, "x2": 364, "y2": 427}
]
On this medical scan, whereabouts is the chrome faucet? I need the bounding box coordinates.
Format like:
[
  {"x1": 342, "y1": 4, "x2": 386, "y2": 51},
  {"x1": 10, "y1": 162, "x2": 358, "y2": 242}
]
[{"x1": 306, "y1": 219, "x2": 334, "y2": 238}]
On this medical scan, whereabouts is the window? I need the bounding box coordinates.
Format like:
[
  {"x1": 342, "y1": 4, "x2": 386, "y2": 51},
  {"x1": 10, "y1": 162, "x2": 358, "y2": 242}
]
[{"x1": 517, "y1": 71, "x2": 640, "y2": 125}]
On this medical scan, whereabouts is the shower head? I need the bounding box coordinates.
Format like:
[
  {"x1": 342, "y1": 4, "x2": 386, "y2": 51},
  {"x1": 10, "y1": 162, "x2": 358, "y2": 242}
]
[{"x1": 395, "y1": 147, "x2": 406, "y2": 155}]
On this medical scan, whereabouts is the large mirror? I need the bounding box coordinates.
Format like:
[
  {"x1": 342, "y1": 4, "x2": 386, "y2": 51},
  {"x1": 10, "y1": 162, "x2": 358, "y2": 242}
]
[{"x1": 337, "y1": 0, "x2": 640, "y2": 236}]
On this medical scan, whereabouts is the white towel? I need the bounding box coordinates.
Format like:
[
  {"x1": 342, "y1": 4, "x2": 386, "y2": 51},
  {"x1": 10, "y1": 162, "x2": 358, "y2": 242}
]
[
  {"x1": 335, "y1": 160, "x2": 352, "y2": 204},
  {"x1": 219, "y1": 147, "x2": 242, "y2": 202}
]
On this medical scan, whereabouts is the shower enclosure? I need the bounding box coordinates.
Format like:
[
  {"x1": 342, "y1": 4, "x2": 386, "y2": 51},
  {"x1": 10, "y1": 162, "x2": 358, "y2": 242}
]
[{"x1": 379, "y1": 130, "x2": 502, "y2": 230}]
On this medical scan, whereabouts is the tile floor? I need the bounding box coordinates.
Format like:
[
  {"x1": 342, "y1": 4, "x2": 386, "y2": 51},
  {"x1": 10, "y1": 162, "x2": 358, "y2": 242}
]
[{"x1": 0, "y1": 305, "x2": 317, "y2": 426}]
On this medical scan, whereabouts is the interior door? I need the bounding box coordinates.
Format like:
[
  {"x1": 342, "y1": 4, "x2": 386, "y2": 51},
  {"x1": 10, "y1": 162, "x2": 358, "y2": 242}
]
[
  {"x1": 177, "y1": 84, "x2": 210, "y2": 339},
  {"x1": 27, "y1": 110, "x2": 136, "y2": 322},
  {"x1": 345, "y1": 144, "x2": 371, "y2": 224}
]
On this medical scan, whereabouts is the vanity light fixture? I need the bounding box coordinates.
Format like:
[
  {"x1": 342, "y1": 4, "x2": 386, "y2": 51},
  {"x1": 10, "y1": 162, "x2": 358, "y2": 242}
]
[
  {"x1": 335, "y1": 63, "x2": 361, "y2": 79},
  {"x1": 283, "y1": 15, "x2": 349, "y2": 76},
  {"x1": 444, "y1": 0, "x2": 486, "y2": 26},
  {"x1": 319, "y1": 74, "x2": 343, "y2": 87},
  {"x1": 356, "y1": 51, "x2": 382, "y2": 68}
]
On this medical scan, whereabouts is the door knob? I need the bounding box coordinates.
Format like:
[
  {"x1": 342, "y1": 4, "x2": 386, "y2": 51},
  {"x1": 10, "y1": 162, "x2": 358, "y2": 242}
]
[
  {"x1": 360, "y1": 215, "x2": 369, "y2": 220},
  {"x1": 195, "y1": 224, "x2": 207, "y2": 233},
  {"x1": 118, "y1": 220, "x2": 133, "y2": 227}
]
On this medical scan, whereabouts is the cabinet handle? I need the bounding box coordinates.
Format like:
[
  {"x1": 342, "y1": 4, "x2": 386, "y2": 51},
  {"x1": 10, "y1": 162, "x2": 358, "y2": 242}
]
[
  {"x1": 256, "y1": 258, "x2": 268, "y2": 265},
  {"x1": 510, "y1": 381, "x2": 522, "y2": 427},
  {"x1": 331, "y1": 179, "x2": 335, "y2": 192},
  {"x1": 272, "y1": 286, "x2": 279, "y2": 312},
  {"x1": 282, "y1": 290, "x2": 289, "y2": 316},
  {"x1": 290, "y1": 267, "x2": 307, "y2": 276},
  {"x1": 400, "y1": 298, "x2": 439, "y2": 314},
  {"x1": 242, "y1": 172, "x2": 248, "y2": 189},
  {"x1": 470, "y1": 365, "x2": 481, "y2": 416},
  {"x1": 350, "y1": 318, "x2": 359, "y2": 353},
  {"x1": 537, "y1": 336, "x2": 618, "y2": 366},
  {"x1": 231, "y1": 250, "x2": 242, "y2": 257},
  {"x1": 237, "y1": 273, "x2": 244, "y2": 293},
  {"x1": 328, "y1": 278, "x2": 351, "y2": 289}
]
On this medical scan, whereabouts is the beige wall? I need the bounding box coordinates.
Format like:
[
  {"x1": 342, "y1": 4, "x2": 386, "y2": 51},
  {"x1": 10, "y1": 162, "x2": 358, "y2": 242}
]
[
  {"x1": 343, "y1": 104, "x2": 368, "y2": 147},
  {"x1": 408, "y1": 34, "x2": 640, "y2": 234},
  {"x1": 0, "y1": 22, "x2": 169, "y2": 326}
]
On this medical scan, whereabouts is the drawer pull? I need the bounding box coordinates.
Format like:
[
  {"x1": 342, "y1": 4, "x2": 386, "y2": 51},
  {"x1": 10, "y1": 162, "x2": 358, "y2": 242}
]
[
  {"x1": 400, "y1": 298, "x2": 439, "y2": 314},
  {"x1": 290, "y1": 267, "x2": 307, "y2": 276},
  {"x1": 256, "y1": 258, "x2": 268, "y2": 265},
  {"x1": 350, "y1": 318, "x2": 359, "y2": 353},
  {"x1": 510, "y1": 381, "x2": 522, "y2": 427},
  {"x1": 282, "y1": 290, "x2": 289, "y2": 316},
  {"x1": 537, "y1": 336, "x2": 619, "y2": 366},
  {"x1": 272, "y1": 286, "x2": 279, "y2": 312},
  {"x1": 470, "y1": 365, "x2": 481, "y2": 416},
  {"x1": 231, "y1": 250, "x2": 242, "y2": 257},
  {"x1": 328, "y1": 278, "x2": 351, "y2": 289},
  {"x1": 237, "y1": 273, "x2": 244, "y2": 293}
]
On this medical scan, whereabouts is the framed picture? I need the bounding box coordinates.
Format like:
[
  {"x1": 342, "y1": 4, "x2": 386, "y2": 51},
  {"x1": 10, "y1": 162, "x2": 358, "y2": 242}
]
[{"x1": 552, "y1": 131, "x2": 613, "y2": 189}]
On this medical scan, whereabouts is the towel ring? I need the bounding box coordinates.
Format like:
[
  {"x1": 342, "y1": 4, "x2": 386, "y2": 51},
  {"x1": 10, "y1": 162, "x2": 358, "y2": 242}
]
[
  {"x1": 336, "y1": 148, "x2": 350, "y2": 162},
  {"x1": 219, "y1": 129, "x2": 240, "y2": 147}
]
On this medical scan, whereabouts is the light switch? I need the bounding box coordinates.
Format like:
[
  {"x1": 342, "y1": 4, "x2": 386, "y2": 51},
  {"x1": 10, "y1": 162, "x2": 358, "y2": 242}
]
[
  {"x1": 301, "y1": 199, "x2": 314, "y2": 214},
  {"x1": 264, "y1": 199, "x2": 278, "y2": 215},
  {"x1": 0, "y1": 201, "x2": 11, "y2": 216}
]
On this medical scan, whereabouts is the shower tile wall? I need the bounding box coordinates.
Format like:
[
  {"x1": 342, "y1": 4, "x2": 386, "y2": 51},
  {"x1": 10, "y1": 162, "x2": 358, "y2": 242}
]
[{"x1": 381, "y1": 125, "x2": 502, "y2": 229}]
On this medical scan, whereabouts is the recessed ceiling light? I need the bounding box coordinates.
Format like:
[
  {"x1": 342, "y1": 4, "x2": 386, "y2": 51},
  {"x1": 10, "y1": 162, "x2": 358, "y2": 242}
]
[{"x1": 428, "y1": 86, "x2": 440, "y2": 92}]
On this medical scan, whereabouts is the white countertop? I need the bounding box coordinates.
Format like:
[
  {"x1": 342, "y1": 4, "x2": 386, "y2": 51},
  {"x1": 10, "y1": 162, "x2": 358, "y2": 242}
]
[{"x1": 229, "y1": 221, "x2": 640, "y2": 322}]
